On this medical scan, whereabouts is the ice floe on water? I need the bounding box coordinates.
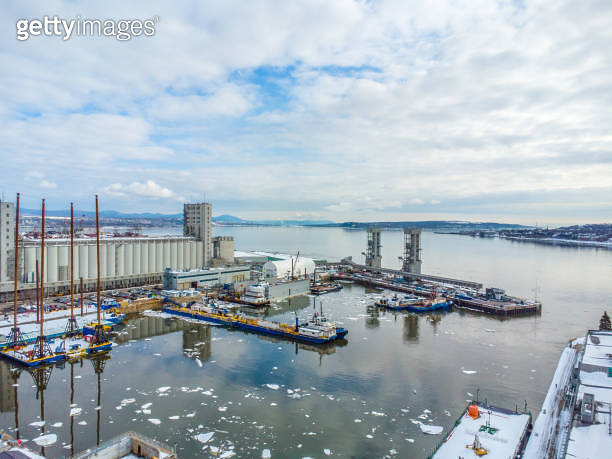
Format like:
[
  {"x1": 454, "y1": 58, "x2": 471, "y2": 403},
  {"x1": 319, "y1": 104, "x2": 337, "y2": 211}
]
[
  {"x1": 156, "y1": 386, "x2": 171, "y2": 393},
  {"x1": 261, "y1": 448, "x2": 271, "y2": 458},
  {"x1": 29, "y1": 421, "x2": 45, "y2": 427},
  {"x1": 148, "y1": 418, "x2": 161, "y2": 425},
  {"x1": 51, "y1": 422, "x2": 63, "y2": 428},
  {"x1": 266, "y1": 384, "x2": 280, "y2": 390},
  {"x1": 141, "y1": 402, "x2": 152, "y2": 410},
  {"x1": 33, "y1": 434, "x2": 57, "y2": 446},
  {"x1": 195, "y1": 432, "x2": 215, "y2": 443},
  {"x1": 323, "y1": 448, "x2": 332, "y2": 455},
  {"x1": 419, "y1": 424, "x2": 443, "y2": 435},
  {"x1": 218, "y1": 406, "x2": 228, "y2": 412},
  {"x1": 461, "y1": 369, "x2": 477, "y2": 374},
  {"x1": 69, "y1": 407, "x2": 82, "y2": 416},
  {"x1": 169, "y1": 415, "x2": 180, "y2": 420}
]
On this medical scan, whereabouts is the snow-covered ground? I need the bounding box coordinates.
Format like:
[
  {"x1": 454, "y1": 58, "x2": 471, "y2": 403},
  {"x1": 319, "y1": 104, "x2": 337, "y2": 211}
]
[{"x1": 0, "y1": 304, "x2": 111, "y2": 341}]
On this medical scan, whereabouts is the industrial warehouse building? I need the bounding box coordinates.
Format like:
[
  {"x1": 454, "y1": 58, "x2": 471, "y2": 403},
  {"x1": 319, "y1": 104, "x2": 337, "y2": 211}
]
[
  {"x1": 0, "y1": 202, "x2": 237, "y2": 298},
  {"x1": 263, "y1": 257, "x2": 315, "y2": 279},
  {"x1": 162, "y1": 266, "x2": 250, "y2": 290}
]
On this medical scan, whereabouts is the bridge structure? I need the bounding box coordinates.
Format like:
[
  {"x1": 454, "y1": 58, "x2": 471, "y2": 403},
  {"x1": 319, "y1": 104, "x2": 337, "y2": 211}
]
[{"x1": 331, "y1": 258, "x2": 483, "y2": 290}]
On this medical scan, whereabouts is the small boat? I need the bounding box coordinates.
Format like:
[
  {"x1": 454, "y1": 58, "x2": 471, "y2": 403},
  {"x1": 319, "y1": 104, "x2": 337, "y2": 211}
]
[
  {"x1": 402, "y1": 296, "x2": 452, "y2": 312},
  {"x1": 310, "y1": 283, "x2": 344, "y2": 295}
]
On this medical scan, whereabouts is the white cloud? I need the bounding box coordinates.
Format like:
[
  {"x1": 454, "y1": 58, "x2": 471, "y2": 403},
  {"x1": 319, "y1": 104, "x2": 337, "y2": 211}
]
[
  {"x1": 40, "y1": 180, "x2": 57, "y2": 189},
  {"x1": 0, "y1": 0, "x2": 610, "y2": 222},
  {"x1": 104, "y1": 181, "x2": 181, "y2": 200}
]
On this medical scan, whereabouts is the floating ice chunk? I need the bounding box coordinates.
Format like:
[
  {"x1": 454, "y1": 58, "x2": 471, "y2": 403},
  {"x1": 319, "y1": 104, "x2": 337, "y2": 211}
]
[
  {"x1": 423, "y1": 409, "x2": 431, "y2": 414},
  {"x1": 157, "y1": 386, "x2": 171, "y2": 393},
  {"x1": 51, "y1": 422, "x2": 63, "y2": 427},
  {"x1": 270, "y1": 402, "x2": 278, "y2": 406},
  {"x1": 78, "y1": 420, "x2": 87, "y2": 425},
  {"x1": 218, "y1": 406, "x2": 228, "y2": 412},
  {"x1": 33, "y1": 433, "x2": 57, "y2": 446},
  {"x1": 185, "y1": 411, "x2": 196, "y2": 417},
  {"x1": 371, "y1": 411, "x2": 386, "y2": 417},
  {"x1": 121, "y1": 398, "x2": 136, "y2": 404},
  {"x1": 195, "y1": 432, "x2": 215, "y2": 443},
  {"x1": 142, "y1": 402, "x2": 152, "y2": 409},
  {"x1": 406, "y1": 438, "x2": 414, "y2": 443},
  {"x1": 354, "y1": 419, "x2": 362, "y2": 423},
  {"x1": 169, "y1": 415, "x2": 180, "y2": 420},
  {"x1": 70, "y1": 407, "x2": 82, "y2": 416},
  {"x1": 148, "y1": 418, "x2": 161, "y2": 425},
  {"x1": 29, "y1": 421, "x2": 45, "y2": 427},
  {"x1": 266, "y1": 384, "x2": 280, "y2": 390},
  {"x1": 196, "y1": 358, "x2": 202, "y2": 367},
  {"x1": 143, "y1": 409, "x2": 151, "y2": 415},
  {"x1": 145, "y1": 338, "x2": 152, "y2": 341},
  {"x1": 323, "y1": 449, "x2": 331, "y2": 456},
  {"x1": 419, "y1": 424, "x2": 443, "y2": 435},
  {"x1": 366, "y1": 434, "x2": 373, "y2": 439},
  {"x1": 484, "y1": 328, "x2": 496, "y2": 333},
  {"x1": 461, "y1": 370, "x2": 477, "y2": 375},
  {"x1": 220, "y1": 451, "x2": 235, "y2": 458},
  {"x1": 210, "y1": 446, "x2": 219, "y2": 454},
  {"x1": 262, "y1": 448, "x2": 271, "y2": 458},
  {"x1": 202, "y1": 390, "x2": 213, "y2": 396}
]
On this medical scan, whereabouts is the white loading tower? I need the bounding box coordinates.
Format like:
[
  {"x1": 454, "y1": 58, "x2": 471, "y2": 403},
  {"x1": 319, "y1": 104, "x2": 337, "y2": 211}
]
[
  {"x1": 184, "y1": 202, "x2": 212, "y2": 267},
  {"x1": 403, "y1": 228, "x2": 422, "y2": 274},
  {"x1": 365, "y1": 228, "x2": 382, "y2": 268},
  {"x1": 0, "y1": 200, "x2": 15, "y2": 282}
]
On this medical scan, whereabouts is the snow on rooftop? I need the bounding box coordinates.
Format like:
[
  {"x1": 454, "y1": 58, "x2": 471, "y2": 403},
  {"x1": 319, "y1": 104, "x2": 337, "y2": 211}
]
[
  {"x1": 581, "y1": 331, "x2": 612, "y2": 369},
  {"x1": 432, "y1": 405, "x2": 531, "y2": 459},
  {"x1": 564, "y1": 330, "x2": 612, "y2": 459},
  {"x1": 565, "y1": 408, "x2": 612, "y2": 459}
]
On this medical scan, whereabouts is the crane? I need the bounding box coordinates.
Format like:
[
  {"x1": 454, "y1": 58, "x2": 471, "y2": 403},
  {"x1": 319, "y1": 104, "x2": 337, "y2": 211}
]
[{"x1": 291, "y1": 250, "x2": 300, "y2": 279}]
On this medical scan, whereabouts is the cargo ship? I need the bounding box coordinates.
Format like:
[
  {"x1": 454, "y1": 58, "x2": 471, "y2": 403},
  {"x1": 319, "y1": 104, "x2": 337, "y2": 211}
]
[{"x1": 163, "y1": 301, "x2": 348, "y2": 344}]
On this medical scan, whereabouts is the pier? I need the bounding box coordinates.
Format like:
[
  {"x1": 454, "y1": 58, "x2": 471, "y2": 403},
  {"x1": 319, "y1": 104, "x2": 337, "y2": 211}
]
[{"x1": 335, "y1": 259, "x2": 483, "y2": 290}]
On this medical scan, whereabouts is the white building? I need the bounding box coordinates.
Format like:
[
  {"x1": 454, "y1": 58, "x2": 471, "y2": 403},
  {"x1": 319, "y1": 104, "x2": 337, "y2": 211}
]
[{"x1": 263, "y1": 257, "x2": 315, "y2": 279}]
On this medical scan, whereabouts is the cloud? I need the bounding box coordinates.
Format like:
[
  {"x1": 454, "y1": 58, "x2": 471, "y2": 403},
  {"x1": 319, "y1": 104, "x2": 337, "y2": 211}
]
[
  {"x1": 104, "y1": 181, "x2": 181, "y2": 201},
  {"x1": 0, "y1": 0, "x2": 611, "y2": 223},
  {"x1": 40, "y1": 180, "x2": 57, "y2": 189}
]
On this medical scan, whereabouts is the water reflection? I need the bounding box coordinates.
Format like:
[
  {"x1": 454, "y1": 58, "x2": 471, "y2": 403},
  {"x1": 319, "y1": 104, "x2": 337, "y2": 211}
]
[
  {"x1": 403, "y1": 314, "x2": 419, "y2": 342},
  {"x1": 182, "y1": 323, "x2": 212, "y2": 362}
]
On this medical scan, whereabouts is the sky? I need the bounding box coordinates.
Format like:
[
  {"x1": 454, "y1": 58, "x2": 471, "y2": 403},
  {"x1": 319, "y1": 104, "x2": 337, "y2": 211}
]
[{"x1": 1, "y1": 0, "x2": 611, "y2": 226}]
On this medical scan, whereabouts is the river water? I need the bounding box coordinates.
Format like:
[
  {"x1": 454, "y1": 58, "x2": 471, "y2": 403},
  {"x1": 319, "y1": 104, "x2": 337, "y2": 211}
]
[{"x1": 1, "y1": 227, "x2": 611, "y2": 458}]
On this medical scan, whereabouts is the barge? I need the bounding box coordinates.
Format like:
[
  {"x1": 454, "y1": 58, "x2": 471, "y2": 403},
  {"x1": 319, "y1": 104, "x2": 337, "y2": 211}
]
[
  {"x1": 431, "y1": 401, "x2": 532, "y2": 459},
  {"x1": 310, "y1": 283, "x2": 344, "y2": 295},
  {"x1": 163, "y1": 302, "x2": 348, "y2": 344}
]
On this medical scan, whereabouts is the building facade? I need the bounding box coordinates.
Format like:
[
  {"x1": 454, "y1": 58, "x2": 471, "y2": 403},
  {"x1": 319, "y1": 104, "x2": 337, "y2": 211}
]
[
  {"x1": 0, "y1": 200, "x2": 15, "y2": 283},
  {"x1": 184, "y1": 202, "x2": 212, "y2": 262},
  {"x1": 162, "y1": 265, "x2": 250, "y2": 290}
]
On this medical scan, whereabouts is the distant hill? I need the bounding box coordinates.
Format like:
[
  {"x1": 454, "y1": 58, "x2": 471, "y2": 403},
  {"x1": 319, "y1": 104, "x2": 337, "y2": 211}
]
[
  {"x1": 19, "y1": 208, "x2": 528, "y2": 231},
  {"x1": 213, "y1": 214, "x2": 245, "y2": 223},
  {"x1": 20, "y1": 208, "x2": 182, "y2": 219},
  {"x1": 310, "y1": 221, "x2": 529, "y2": 230}
]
